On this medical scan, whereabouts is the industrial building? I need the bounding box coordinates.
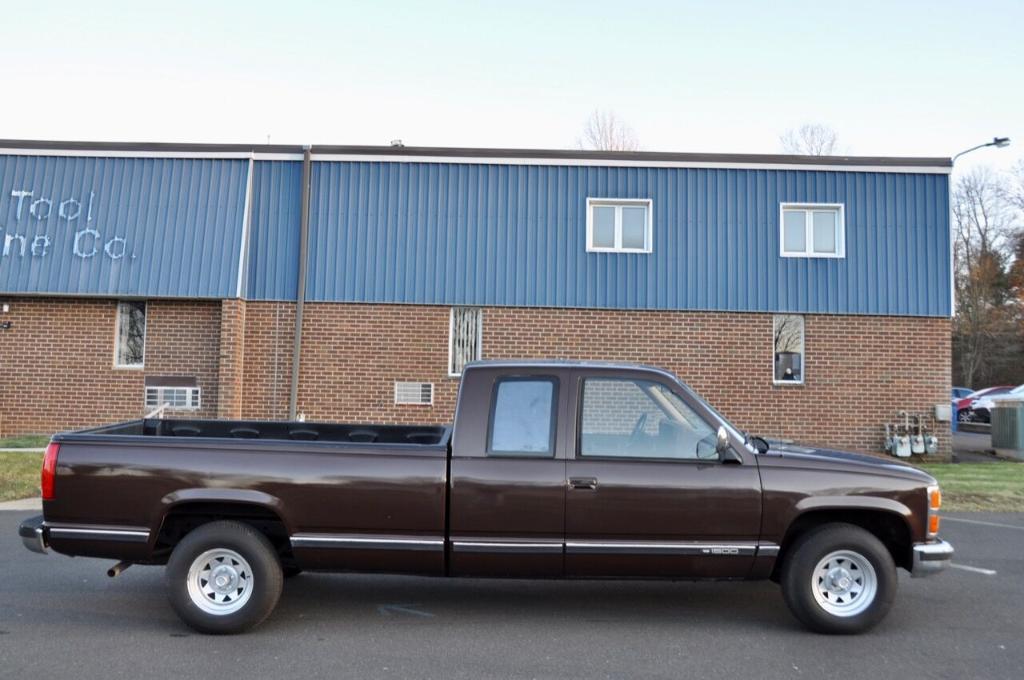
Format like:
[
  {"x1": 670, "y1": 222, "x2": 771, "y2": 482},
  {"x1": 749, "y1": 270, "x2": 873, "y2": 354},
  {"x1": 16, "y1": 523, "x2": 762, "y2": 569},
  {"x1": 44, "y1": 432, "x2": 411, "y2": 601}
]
[{"x1": 0, "y1": 139, "x2": 952, "y2": 455}]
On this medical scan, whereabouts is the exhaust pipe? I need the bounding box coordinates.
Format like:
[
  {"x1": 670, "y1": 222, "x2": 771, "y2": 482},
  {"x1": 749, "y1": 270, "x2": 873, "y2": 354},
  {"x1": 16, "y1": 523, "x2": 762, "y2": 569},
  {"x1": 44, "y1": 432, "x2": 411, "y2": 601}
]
[{"x1": 107, "y1": 561, "x2": 132, "y2": 578}]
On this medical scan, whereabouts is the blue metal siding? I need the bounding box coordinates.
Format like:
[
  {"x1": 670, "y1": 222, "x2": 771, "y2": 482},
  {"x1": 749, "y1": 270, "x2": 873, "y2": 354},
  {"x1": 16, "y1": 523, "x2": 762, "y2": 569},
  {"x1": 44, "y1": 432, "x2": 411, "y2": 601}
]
[
  {"x1": 245, "y1": 161, "x2": 302, "y2": 300},
  {"x1": 0, "y1": 155, "x2": 248, "y2": 297},
  {"x1": 0, "y1": 153, "x2": 950, "y2": 316},
  {"x1": 305, "y1": 162, "x2": 950, "y2": 316}
]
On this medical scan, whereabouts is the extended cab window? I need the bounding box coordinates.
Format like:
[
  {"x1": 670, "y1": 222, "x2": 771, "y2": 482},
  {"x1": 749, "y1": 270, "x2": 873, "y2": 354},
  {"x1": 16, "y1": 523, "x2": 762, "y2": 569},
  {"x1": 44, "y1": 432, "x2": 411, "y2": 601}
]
[
  {"x1": 487, "y1": 378, "x2": 557, "y2": 456},
  {"x1": 580, "y1": 378, "x2": 716, "y2": 460}
]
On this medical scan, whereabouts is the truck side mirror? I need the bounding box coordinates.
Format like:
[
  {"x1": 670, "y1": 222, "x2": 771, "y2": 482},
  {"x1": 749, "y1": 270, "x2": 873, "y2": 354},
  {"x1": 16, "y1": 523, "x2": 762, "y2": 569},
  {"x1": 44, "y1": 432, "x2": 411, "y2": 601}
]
[
  {"x1": 715, "y1": 426, "x2": 729, "y2": 454},
  {"x1": 715, "y1": 426, "x2": 742, "y2": 463}
]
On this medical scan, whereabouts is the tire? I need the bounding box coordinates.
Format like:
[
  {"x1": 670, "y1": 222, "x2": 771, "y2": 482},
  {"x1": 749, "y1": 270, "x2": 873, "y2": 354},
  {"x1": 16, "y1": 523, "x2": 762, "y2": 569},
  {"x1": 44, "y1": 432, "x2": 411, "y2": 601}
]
[
  {"x1": 166, "y1": 520, "x2": 283, "y2": 634},
  {"x1": 780, "y1": 523, "x2": 896, "y2": 634}
]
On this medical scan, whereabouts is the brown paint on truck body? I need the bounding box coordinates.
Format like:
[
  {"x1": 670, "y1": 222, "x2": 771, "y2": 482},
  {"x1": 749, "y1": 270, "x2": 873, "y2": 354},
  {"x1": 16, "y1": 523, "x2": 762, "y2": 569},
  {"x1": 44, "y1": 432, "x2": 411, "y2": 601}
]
[{"x1": 38, "y1": 361, "x2": 937, "y2": 580}]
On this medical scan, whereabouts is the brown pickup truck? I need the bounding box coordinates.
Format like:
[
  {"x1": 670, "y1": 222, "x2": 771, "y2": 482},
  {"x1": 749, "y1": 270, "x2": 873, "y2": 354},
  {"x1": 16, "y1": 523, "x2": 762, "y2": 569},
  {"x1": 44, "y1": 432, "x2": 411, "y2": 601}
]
[{"x1": 19, "y1": 360, "x2": 952, "y2": 635}]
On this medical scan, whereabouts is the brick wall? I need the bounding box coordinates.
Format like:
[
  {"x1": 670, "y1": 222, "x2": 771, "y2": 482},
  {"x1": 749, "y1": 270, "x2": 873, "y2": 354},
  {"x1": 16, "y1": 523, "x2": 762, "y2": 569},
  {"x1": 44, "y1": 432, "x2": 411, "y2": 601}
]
[
  {"x1": 285, "y1": 303, "x2": 951, "y2": 457},
  {"x1": 217, "y1": 299, "x2": 246, "y2": 419},
  {"x1": 240, "y1": 302, "x2": 294, "y2": 421},
  {"x1": 0, "y1": 298, "x2": 221, "y2": 435},
  {"x1": 0, "y1": 298, "x2": 952, "y2": 458}
]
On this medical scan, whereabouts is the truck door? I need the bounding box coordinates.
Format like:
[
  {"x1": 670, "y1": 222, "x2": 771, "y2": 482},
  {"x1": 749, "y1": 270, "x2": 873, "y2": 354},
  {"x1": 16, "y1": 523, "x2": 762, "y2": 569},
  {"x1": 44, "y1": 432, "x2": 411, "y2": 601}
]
[
  {"x1": 563, "y1": 369, "x2": 762, "y2": 578},
  {"x1": 448, "y1": 366, "x2": 568, "y2": 577}
]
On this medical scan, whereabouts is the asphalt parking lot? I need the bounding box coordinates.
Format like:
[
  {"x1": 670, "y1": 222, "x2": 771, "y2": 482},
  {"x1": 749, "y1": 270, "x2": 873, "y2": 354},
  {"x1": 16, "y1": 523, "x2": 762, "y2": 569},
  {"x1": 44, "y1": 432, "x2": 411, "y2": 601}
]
[{"x1": 1, "y1": 511, "x2": 1022, "y2": 680}]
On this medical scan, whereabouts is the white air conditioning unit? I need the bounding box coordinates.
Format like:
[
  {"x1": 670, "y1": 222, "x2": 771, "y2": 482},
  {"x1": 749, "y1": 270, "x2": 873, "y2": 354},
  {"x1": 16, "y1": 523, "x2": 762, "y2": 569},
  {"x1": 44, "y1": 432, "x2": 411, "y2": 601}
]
[{"x1": 394, "y1": 381, "x2": 433, "y2": 405}]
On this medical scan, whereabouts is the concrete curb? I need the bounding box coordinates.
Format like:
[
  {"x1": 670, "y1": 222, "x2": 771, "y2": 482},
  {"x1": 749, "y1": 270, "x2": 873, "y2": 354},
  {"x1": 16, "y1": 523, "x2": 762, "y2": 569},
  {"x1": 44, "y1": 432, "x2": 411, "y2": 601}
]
[
  {"x1": 0, "y1": 497, "x2": 42, "y2": 511},
  {"x1": 0, "y1": 448, "x2": 45, "y2": 453}
]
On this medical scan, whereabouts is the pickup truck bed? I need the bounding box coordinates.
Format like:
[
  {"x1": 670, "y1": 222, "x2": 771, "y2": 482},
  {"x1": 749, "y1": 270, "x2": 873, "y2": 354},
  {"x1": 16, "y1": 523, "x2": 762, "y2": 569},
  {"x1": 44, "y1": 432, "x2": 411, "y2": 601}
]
[
  {"x1": 42, "y1": 418, "x2": 451, "y2": 574},
  {"x1": 20, "y1": 360, "x2": 953, "y2": 635}
]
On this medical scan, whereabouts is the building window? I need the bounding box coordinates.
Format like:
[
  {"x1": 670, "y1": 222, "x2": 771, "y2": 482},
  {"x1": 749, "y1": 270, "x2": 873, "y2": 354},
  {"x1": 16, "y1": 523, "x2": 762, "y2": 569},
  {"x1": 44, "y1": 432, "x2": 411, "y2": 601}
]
[
  {"x1": 780, "y1": 203, "x2": 845, "y2": 258},
  {"x1": 115, "y1": 301, "x2": 146, "y2": 368},
  {"x1": 773, "y1": 315, "x2": 804, "y2": 384},
  {"x1": 449, "y1": 307, "x2": 482, "y2": 376},
  {"x1": 586, "y1": 198, "x2": 653, "y2": 253}
]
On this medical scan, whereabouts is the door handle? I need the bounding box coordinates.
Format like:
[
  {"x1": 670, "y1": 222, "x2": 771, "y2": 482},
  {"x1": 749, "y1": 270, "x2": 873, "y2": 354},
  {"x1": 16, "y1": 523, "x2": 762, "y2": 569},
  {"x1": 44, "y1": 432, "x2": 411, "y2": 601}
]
[{"x1": 568, "y1": 477, "x2": 598, "y2": 490}]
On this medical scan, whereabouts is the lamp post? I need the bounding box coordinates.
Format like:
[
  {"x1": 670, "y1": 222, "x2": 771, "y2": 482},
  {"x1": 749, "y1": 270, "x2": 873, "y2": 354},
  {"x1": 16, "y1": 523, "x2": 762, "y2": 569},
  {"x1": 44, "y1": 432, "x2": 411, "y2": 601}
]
[{"x1": 951, "y1": 137, "x2": 1010, "y2": 164}]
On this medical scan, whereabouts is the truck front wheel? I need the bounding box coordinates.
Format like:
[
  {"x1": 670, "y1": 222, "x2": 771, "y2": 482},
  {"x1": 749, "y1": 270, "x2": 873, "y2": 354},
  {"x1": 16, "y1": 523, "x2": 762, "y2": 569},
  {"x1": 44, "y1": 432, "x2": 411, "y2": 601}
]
[
  {"x1": 166, "y1": 520, "x2": 284, "y2": 634},
  {"x1": 780, "y1": 523, "x2": 896, "y2": 634}
]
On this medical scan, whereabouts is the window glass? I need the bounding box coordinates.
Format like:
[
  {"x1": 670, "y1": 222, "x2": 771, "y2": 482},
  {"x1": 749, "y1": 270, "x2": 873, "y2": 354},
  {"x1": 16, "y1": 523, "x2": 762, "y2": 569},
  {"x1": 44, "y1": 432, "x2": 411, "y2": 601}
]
[
  {"x1": 773, "y1": 315, "x2": 804, "y2": 383},
  {"x1": 620, "y1": 206, "x2": 647, "y2": 249},
  {"x1": 592, "y1": 206, "x2": 616, "y2": 248},
  {"x1": 588, "y1": 200, "x2": 651, "y2": 253},
  {"x1": 580, "y1": 378, "x2": 716, "y2": 460},
  {"x1": 812, "y1": 211, "x2": 837, "y2": 253},
  {"x1": 489, "y1": 379, "x2": 556, "y2": 456},
  {"x1": 116, "y1": 301, "x2": 146, "y2": 367},
  {"x1": 781, "y1": 204, "x2": 844, "y2": 257},
  {"x1": 783, "y1": 211, "x2": 806, "y2": 252}
]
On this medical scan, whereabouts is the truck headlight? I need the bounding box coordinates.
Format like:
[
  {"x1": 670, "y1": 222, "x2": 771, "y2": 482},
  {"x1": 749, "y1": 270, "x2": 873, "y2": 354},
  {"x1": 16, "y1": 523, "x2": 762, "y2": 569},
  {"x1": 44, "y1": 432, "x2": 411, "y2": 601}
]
[{"x1": 927, "y1": 484, "x2": 941, "y2": 537}]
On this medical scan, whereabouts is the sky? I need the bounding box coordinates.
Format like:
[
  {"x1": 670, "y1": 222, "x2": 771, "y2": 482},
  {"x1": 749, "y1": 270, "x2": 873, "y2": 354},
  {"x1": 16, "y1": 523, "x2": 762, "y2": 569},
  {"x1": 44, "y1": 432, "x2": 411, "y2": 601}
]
[{"x1": 1, "y1": 0, "x2": 1021, "y2": 174}]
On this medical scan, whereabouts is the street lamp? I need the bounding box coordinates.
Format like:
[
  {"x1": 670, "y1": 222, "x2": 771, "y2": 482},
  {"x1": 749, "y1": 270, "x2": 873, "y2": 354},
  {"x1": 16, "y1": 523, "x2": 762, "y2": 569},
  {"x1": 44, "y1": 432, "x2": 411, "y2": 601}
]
[{"x1": 952, "y1": 137, "x2": 1011, "y2": 164}]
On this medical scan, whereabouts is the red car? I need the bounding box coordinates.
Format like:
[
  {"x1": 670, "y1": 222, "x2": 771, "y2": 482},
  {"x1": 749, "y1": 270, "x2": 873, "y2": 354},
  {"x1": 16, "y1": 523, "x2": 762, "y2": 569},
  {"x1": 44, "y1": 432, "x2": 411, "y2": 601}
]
[{"x1": 956, "y1": 386, "x2": 1014, "y2": 421}]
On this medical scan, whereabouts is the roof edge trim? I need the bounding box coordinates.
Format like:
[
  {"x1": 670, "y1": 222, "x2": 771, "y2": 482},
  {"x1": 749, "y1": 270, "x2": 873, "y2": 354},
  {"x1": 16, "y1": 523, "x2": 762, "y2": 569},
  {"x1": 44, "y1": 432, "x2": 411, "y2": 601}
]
[{"x1": 0, "y1": 139, "x2": 952, "y2": 173}]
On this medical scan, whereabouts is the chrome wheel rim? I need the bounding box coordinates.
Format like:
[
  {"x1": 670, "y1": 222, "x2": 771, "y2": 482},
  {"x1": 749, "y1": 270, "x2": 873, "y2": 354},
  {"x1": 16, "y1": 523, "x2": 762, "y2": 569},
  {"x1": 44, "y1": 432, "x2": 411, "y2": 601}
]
[
  {"x1": 186, "y1": 548, "x2": 254, "y2": 616},
  {"x1": 811, "y1": 550, "x2": 877, "y2": 617}
]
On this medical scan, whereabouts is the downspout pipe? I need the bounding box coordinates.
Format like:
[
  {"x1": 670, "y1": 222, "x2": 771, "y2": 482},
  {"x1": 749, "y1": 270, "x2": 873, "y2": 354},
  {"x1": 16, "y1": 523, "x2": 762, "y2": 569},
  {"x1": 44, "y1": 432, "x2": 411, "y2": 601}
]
[{"x1": 289, "y1": 145, "x2": 312, "y2": 420}]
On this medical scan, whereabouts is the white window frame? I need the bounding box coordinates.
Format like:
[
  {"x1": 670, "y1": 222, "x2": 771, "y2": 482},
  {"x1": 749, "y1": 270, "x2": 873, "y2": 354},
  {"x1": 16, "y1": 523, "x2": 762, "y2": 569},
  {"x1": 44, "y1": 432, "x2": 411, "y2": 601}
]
[
  {"x1": 448, "y1": 307, "x2": 483, "y2": 377},
  {"x1": 114, "y1": 301, "x2": 147, "y2": 369},
  {"x1": 772, "y1": 314, "x2": 805, "y2": 386},
  {"x1": 586, "y1": 198, "x2": 653, "y2": 254},
  {"x1": 779, "y1": 203, "x2": 845, "y2": 258}
]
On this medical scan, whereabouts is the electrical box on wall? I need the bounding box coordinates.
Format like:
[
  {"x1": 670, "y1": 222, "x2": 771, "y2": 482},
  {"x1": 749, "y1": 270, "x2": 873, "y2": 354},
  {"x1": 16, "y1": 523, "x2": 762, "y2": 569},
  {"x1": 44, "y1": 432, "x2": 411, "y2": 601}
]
[{"x1": 934, "y1": 404, "x2": 952, "y2": 422}]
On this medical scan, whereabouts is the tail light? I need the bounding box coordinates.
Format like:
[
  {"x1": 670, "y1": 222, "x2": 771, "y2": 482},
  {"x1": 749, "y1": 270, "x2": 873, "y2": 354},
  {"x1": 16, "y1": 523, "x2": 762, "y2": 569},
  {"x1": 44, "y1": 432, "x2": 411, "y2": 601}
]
[
  {"x1": 926, "y1": 484, "x2": 941, "y2": 538},
  {"x1": 41, "y1": 442, "x2": 59, "y2": 500}
]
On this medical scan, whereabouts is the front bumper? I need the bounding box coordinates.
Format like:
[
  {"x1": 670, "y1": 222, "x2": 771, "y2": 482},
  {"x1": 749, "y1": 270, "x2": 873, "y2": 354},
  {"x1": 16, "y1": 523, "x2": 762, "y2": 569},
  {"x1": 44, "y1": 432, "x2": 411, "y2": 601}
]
[
  {"x1": 18, "y1": 514, "x2": 48, "y2": 554},
  {"x1": 911, "y1": 539, "x2": 953, "y2": 577}
]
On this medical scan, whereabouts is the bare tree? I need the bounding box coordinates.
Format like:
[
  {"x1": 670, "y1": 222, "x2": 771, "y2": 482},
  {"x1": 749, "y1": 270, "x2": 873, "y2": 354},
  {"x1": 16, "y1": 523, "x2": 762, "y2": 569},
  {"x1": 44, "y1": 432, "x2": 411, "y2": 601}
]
[
  {"x1": 952, "y1": 167, "x2": 1018, "y2": 387},
  {"x1": 1003, "y1": 160, "x2": 1024, "y2": 214},
  {"x1": 780, "y1": 123, "x2": 840, "y2": 156},
  {"x1": 577, "y1": 110, "x2": 640, "y2": 151}
]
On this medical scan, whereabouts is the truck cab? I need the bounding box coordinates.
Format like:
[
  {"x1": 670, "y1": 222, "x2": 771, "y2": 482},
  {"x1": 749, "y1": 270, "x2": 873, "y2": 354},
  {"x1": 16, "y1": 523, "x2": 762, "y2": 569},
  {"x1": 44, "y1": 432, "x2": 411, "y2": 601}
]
[{"x1": 449, "y1": 361, "x2": 762, "y2": 579}]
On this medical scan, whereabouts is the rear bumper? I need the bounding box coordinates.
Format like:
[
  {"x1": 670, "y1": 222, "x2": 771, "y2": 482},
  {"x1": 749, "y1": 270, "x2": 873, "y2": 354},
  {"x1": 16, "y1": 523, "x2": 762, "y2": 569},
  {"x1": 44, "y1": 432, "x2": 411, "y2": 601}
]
[
  {"x1": 911, "y1": 539, "x2": 953, "y2": 577},
  {"x1": 18, "y1": 514, "x2": 48, "y2": 555}
]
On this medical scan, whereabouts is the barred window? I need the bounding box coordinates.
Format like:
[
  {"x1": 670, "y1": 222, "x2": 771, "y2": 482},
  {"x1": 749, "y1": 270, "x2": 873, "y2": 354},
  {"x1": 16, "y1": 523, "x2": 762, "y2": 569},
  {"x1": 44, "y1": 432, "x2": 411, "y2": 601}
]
[
  {"x1": 115, "y1": 301, "x2": 146, "y2": 368},
  {"x1": 449, "y1": 307, "x2": 482, "y2": 376}
]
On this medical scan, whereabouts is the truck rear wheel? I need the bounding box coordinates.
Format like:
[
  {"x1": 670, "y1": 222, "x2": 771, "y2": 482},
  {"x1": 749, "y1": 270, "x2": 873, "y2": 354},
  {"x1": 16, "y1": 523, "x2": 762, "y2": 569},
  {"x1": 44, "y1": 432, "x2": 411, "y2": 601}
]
[
  {"x1": 166, "y1": 520, "x2": 283, "y2": 634},
  {"x1": 780, "y1": 523, "x2": 896, "y2": 634}
]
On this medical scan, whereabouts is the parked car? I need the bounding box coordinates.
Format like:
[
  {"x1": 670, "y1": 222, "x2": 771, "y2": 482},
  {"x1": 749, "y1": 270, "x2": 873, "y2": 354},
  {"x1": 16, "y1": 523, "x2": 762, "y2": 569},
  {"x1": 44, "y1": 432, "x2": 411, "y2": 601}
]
[
  {"x1": 19, "y1": 360, "x2": 952, "y2": 635},
  {"x1": 952, "y1": 387, "x2": 973, "y2": 400},
  {"x1": 970, "y1": 384, "x2": 1024, "y2": 423},
  {"x1": 957, "y1": 386, "x2": 1014, "y2": 422}
]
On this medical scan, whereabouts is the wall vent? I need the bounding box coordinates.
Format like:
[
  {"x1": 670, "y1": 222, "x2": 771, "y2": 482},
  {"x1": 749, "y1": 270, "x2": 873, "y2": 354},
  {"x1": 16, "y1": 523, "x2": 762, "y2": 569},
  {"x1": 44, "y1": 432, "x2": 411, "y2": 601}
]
[
  {"x1": 145, "y1": 386, "x2": 201, "y2": 410},
  {"x1": 394, "y1": 381, "x2": 433, "y2": 405}
]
